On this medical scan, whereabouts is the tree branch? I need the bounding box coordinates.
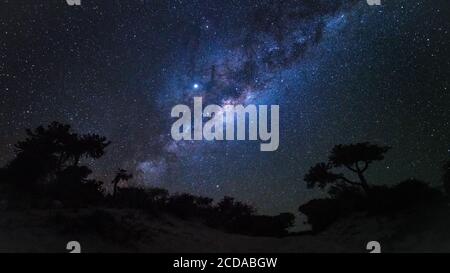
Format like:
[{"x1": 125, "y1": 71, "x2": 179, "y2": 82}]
[
  {"x1": 361, "y1": 161, "x2": 369, "y2": 172},
  {"x1": 344, "y1": 164, "x2": 358, "y2": 173},
  {"x1": 337, "y1": 175, "x2": 361, "y2": 186}
]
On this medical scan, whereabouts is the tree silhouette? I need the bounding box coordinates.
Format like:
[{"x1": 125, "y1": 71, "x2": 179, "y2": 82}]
[
  {"x1": 2, "y1": 122, "x2": 110, "y2": 204},
  {"x1": 66, "y1": 134, "x2": 110, "y2": 166},
  {"x1": 11, "y1": 122, "x2": 73, "y2": 181},
  {"x1": 13, "y1": 122, "x2": 110, "y2": 170},
  {"x1": 305, "y1": 142, "x2": 390, "y2": 195},
  {"x1": 304, "y1": 162, "x2": 341, "y2": 189},
  {"x1": 111, "y1": 169, "x2": 133, "y2": 197}
]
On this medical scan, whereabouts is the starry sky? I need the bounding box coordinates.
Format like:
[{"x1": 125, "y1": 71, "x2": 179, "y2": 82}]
[{"x1": 1, "y1": 0, "x2": 449, "y2": 215}]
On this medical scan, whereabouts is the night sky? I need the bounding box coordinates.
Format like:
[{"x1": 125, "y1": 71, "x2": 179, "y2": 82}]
[{"x1": 1, "y1": 0, "x2": 449, "y2": 215}]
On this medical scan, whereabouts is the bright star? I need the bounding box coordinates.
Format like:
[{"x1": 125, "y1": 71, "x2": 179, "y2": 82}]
[{"x1": 193, "y1": 83, "x2": 199, "y2": 89}]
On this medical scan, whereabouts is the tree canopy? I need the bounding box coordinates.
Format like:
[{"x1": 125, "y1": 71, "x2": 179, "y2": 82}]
[{"x1": 304, "y1": 142, "x2": 390, "y2": 194}]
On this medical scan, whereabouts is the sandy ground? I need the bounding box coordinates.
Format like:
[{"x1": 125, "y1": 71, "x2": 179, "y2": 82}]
[{"x1": 0, "y1": 208, "x2": 449, "y2": 253}]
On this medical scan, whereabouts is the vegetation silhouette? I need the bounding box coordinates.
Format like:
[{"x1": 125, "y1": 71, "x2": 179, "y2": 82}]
[
  {"x1": 1, "y1": 122, "x2": 109, "y2": 207},
  {"x1": 2, "y1": 122, "x2": 445, "y2": 239},
  {"x1": 304, "y1": 142, "x2": 390, "y2": 195},
  {"x1": 0, "y1": 122, "x2": 294, "y2": 237},
  {"x1": 111, "y1": 169, "x2": 133, "y2": 197},
  {"x1": 300, "y1": 143, "x2": 445, "y2": 233}
]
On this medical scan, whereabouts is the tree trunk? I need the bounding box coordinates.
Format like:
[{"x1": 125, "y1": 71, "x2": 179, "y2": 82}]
[
  {"x1": 357, "y1": 171, "x2": 370, "y2": 195},
  {"x1": 74, "y1": 155, "x2": 80, "y2": 166}
]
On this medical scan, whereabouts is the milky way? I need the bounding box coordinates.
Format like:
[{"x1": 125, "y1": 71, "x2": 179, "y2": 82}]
[{"x1": 1, "y1": 0, "x2": 449, "y2": 215}]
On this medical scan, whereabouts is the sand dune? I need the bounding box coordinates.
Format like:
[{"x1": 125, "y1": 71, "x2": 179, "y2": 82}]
[{"x1": 0, "y1": 207, "x2": 448, "y2": 253}]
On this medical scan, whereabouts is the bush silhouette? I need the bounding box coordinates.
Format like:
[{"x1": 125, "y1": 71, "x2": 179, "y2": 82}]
[
  {"x1": 390, "y1": 179, "x2": 443, "y2": 208},
  {"x1": 208, "y1": 196, "x2": 256, "y2": 233},
  {"x1": 49, "y1": 165, "x2": 104, "y2": 207},
  {"x1": 247, "y1": 213, "x2": 295, "y2": 237},
  {"x1": 364, "y1": 179, "x2": 443, "y2": 214},
  {"x1": 146, "y1": 187, "x2": 169, "y2": 208},
  {"x1": 167, "y1": 193, "x2": 214, "y2": 219},
  {"x1": 113, "y1": 187, "x2": 152, "y2": 209},
  {"x1": 300, "y1": 178, "x2": 444, "y2": 233},
  {"x1": 299, "y1": 198, "x2": 342, "y2": 232}
]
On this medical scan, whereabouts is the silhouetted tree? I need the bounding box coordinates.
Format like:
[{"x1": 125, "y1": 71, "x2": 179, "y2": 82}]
[
  {"x1": 12, "y1": 122, "x2": 110, "y2": 172},
  {"x1": 111, "y1": 169, "x2": 133, "y2": 197},
  {"x1": 7, "y1": 122, "x2": 73, "y2": 188},
  {"x1": 66, "y1": 134, "x2": 110, "y2": 166},
  {"x1": 304, "y1": 162, "x2": 341, "y2": 189},
  {"x1": 305, "y1": 142, "x2": 390, "y2": 195},
  {"x1": 2, "y1": 122, "x2": 110, "y2": 205}
]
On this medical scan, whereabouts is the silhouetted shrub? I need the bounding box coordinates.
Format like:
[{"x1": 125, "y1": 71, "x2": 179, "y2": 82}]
[
  {"x1": 47, "y1": 166, "x2": 104, "y2": 207},
  {"x1": 215, "y1": 196, "x2": 255, "y2": 217},
  {"x1": 300, "y1": 179, "x2": 444, "y2": 233},
  {"x1": 299, "y1": 185, "x2": 369, "y2": 232},
  {"x1": 209, "y1": 196, "x2": 255, "y2": 231},
  {"x1": 114, "y1": 187, "x2": 152, "y2": 209},
  {"x1": 146, "y1": 187, "x2": 169, "y2": 209},
  {"x1": 166, "y1": 193, "x2": 214, "y2": 219},
  {"x1": 363, "y1": 185, "x2": 395, "y2": 214},
  {"x1": 364, "y1": 179, "x2": 443, "y2": 214},
  {"x1": 391, "y1": 179, "x2": 443, "y2": 208},
  {"x1": 243, "y1": 213, "x2": 295, "y2": 237},
  {"x1": 299, "y1": 198, "x2": 342, "y2": 233},
  {"x1": 208, "y1": 196, "x2": 294, "y2": 236}
]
